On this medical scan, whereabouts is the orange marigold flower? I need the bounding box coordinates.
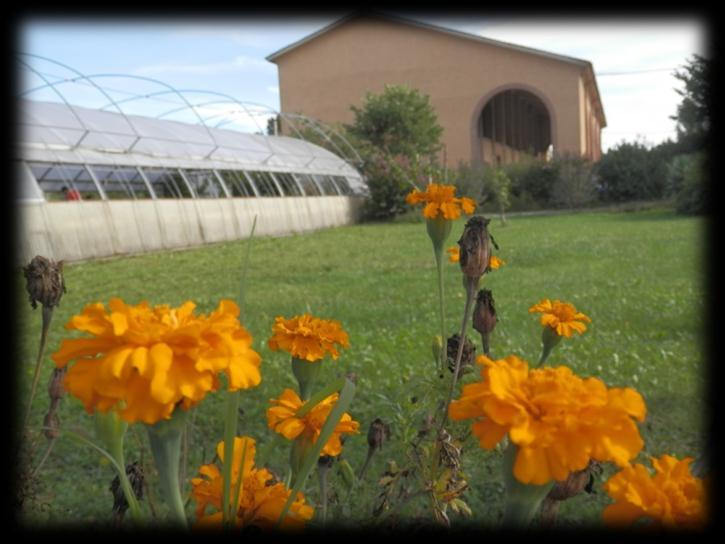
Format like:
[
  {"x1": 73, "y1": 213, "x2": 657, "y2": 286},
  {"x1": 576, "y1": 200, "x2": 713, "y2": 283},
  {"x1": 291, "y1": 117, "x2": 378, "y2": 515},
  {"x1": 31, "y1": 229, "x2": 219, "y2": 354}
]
[
  {"x1": 488, "y1": 255, "x2": 506, "y2": 270},
  {"x1": 449, "y1": 355, "x2": 646, "y2": 485},
  {"x1": 267, "y1": 388, "x2": 360, "y2": 457},
  {"x1": 52, "y1": 298, "x2": 261, "y2": 424},
  {"x1": 603, "y1": 454, "x2": 706, "y2": 528},
  {"x1": 268, "y1": 313, "x2": 349, "y2": 363},
  {"x1": 447, "y1": 246, "x2": 460, "y2": 263},
  {"x1": 406, "y1": 183, "x2": 476, "y2": 220},
  {"x1": 450, "y1": 248, "x2": 505, "y2": 270},
  {"x1": 528, "y1": 298, "x2": 592, "y2": 338},
  {"x1": 191, "y1": 436, "x2": 314, "y2": 530}
]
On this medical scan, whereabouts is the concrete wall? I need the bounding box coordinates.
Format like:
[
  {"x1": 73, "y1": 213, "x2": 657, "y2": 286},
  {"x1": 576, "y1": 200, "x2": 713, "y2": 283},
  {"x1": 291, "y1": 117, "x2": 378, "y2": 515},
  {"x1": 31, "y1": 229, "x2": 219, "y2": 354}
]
[
  {"x1": 274, "y1": 17, "x2": 603, "y2": 167},
  {"x1": 17, "y1": 196, "x2": 364, "y2": 264}
]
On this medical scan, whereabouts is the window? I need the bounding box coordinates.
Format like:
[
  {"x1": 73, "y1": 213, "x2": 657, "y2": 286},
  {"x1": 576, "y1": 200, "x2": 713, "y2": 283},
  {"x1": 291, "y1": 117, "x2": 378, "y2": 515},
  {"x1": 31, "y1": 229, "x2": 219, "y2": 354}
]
[
  {"x1": 313, "y1": 174, "x2": 340, "y2": 195},
  {"x1": 142, "y1": 168, "x2": 192, "y2": 199},
  {"x1": 331, "y1": 176, "x2": 353, "y2": 195},
  {"x1": 88, "y1": 165, "x2": 151, "y2": 200},
  {"x1": 245, "y1": 171, "x2": 280, "y2": 197},
  {"x1": 293, "y1": 173, "x2": 321, "y2": 196},
  {"x1": 28, "y1": 162, "x2": 100, "y2": 201},
  {"x1": 183, "y1": 169, "x2": 226, "y2": 198},
  {"x1": 272, "y1": 172, "x2": 303, "y2": 196},
  {"x1": 219, "y1": 170, "x2": 256, "y2": 197}
]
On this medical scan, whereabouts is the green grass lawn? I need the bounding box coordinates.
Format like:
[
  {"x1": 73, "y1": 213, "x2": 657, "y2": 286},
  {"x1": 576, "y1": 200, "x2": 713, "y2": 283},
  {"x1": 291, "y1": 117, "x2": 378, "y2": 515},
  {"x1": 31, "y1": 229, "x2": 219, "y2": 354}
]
[{"x1": 16, "y1": 208, "x2": 707, "y2": 527}]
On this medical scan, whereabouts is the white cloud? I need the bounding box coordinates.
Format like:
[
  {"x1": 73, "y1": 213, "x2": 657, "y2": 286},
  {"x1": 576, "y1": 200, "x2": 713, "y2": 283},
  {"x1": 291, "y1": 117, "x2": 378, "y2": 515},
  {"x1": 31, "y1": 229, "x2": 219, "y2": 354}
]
[{"x1": 267, "y1": 85, "x2": 279, "y2": 95}]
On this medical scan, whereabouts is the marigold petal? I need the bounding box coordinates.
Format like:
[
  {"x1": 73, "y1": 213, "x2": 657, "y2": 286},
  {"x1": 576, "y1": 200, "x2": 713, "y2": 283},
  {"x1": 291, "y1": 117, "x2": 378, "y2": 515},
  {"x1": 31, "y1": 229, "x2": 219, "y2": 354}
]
[
  {"x1": 52, "y1": 337, "x2": 117, "y2": 366},
  {"x1": 471, "y1": 418, "x2": 507, "y2": 449},
  {"x1": 514, "y1": 446, "x2": 552, "y2": 485},
  {"x1": 148, "y1": 343, "x2": 176, "y2": 404}
]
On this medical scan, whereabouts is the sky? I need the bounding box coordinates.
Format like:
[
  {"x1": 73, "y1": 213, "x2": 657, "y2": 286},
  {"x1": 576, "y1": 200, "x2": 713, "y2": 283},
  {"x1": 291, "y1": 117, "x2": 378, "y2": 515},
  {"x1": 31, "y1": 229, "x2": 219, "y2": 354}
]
[{"x1": 18, "y1": 13, "x2": 707, "y2": 152}]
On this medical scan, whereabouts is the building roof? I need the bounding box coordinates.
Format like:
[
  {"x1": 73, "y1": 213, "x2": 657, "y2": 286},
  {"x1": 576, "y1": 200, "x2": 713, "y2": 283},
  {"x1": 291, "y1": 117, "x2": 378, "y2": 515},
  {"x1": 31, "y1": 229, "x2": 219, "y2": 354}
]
[
  {"x1": 18, "y1": 99, "x2": 365, "y2": 185},
  {"x1": 266, "y1": 12, "x2": 606, "y2": 127}
]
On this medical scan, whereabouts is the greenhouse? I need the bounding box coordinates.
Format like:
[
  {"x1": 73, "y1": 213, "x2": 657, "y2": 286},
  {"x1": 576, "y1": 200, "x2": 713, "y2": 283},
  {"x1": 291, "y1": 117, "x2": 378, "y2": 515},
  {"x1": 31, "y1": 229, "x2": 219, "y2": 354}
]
[{"x1": 17, "y1": 98, "x2": 367, "y2": 263}]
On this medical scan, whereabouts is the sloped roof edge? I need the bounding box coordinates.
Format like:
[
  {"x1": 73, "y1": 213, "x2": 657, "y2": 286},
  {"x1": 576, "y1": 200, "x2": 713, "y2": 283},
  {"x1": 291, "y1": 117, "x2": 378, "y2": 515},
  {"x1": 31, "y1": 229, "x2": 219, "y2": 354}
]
[{"x1": 265, "y1": 11, "x2": 590, "y2": 68}]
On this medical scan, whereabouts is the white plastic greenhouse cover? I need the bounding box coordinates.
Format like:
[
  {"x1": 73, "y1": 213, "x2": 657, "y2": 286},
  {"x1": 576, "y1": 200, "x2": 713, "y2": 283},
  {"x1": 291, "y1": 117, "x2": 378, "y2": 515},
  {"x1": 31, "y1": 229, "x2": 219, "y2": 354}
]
[{"x1": 18, "y1": 99, "x2": 365, "y2": 191}]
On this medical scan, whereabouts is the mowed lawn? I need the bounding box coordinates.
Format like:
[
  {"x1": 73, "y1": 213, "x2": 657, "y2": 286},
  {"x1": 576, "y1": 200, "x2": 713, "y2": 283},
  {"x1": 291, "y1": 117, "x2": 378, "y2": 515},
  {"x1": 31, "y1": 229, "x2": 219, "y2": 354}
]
[{"x1": 16, "y1": 208, "x2": 707, "y2": 527}]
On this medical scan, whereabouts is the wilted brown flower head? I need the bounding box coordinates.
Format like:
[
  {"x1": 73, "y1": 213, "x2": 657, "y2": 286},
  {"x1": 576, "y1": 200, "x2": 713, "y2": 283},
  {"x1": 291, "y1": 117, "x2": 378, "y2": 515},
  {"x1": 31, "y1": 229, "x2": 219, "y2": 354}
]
[
  {"x1": 446, "y1": 334, "x2": 476, "y2": 376},
  {"x1": 547, "y1": 461, "x2": 600, "y2": 501},
  {"x1": 318, "y1": 455, "x2": 335, "y2": 470},
  {"x1": 368, "y1": 418, "x2": 391, "y2": 451},
  {"x1": 23, "y1": 256, "x2": 66, "y2": 310},
  {"x1": 457, "y1": 216, "x2": 491, "y2": 280},
  {"x1": 110, "y1": 462, "x2": 144, "y2": 522},
  {"x1": 47, "y1": 368, "x2": 67, "y2": 402},
  {"x1": 472, "y1": 289, "x2": 497, "y2": 336}
]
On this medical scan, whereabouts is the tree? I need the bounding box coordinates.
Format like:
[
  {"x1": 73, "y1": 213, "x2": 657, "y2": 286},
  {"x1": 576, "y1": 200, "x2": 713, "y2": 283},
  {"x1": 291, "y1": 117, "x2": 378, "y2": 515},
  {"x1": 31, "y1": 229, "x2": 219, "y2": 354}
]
[
  {"x1": 346, "y1": 84, "x2": 444, "y2": 159},
  {"x1": 346, "y1": 85, "x2": 445, "y2": 221},
  {"x1": 670, "y1": 54, "x2": 711, "y2": 152}
]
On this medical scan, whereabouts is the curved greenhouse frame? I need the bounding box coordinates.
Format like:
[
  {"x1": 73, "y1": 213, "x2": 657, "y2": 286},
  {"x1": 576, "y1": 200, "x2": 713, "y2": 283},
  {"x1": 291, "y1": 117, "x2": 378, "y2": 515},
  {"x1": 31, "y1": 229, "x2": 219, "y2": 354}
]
[{"x1": 16, "y1": 55, "x2": 367, "y2": 263}]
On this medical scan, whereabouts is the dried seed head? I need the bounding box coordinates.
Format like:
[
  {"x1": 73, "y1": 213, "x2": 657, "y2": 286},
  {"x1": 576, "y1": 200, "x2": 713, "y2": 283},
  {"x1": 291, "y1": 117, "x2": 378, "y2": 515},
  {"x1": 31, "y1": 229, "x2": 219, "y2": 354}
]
[
  {"x1": 446, "y1": 333, "x2": 476, "y2": 376},
  {"x1": 318, "y1": 455, "x2": 335, "y2": 470},
  {"x1": 47, "y1": 367, "x2": 67, "y2": 402},
  {"x1": 368, "y1": 418, "x2": 390, "y2": 451},
  {"x1": 457, "y1": 216, "x2": 491, "y2": 280},
  {"x1": 23, "y1": 256, "x2": 66, "y2": 310},
  {"x1": 110, "y1": 462, "x2": 144, "y2": 518},
  {"x1": 472, "y1": 289, "x2": 497, "y2": 336},
  {"x1": 43, "y1": 411, "x2": 60, "y2": 440},
  {"x1": 547, "y1": 461, "x2": 599, "y2": 501}
]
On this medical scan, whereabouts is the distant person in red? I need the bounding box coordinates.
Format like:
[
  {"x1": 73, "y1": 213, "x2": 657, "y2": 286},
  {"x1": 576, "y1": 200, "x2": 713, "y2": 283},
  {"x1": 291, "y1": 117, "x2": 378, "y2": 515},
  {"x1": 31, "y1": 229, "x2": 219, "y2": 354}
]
[{"x1": 61, "y1": 186, "x2": 81, "y2": 201}]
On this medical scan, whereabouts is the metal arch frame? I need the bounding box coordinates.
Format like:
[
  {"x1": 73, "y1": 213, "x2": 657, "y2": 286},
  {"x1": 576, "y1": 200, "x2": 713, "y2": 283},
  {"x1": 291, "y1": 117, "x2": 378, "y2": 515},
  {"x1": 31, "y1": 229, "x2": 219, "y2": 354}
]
[
  {"x1": 17, "y1": 54, "x2": 144, "y2": 152},
  {"x1": 96, "y1": 88, "x2": 280, "y2": 161},
  {"x1": 280, "y1": 112, "x2": 364, "y2": 167},
  {"x1": 17, "y1": 56, "x2": 366, "y2": 196}
]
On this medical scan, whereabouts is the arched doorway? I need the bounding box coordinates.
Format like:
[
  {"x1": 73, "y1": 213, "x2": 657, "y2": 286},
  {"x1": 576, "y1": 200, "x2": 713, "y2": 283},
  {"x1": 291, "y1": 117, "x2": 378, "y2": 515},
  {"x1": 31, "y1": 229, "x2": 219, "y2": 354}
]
[{"x1": 477, "y1": 88, "x2": 552, "y2": 166}]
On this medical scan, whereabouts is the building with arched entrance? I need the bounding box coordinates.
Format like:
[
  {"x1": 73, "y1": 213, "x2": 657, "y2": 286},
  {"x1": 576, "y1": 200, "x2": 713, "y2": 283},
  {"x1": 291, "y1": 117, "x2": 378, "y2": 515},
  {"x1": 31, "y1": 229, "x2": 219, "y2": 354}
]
[{"x1": 267, "y1": 13, "x2": 606, "y2": 167}]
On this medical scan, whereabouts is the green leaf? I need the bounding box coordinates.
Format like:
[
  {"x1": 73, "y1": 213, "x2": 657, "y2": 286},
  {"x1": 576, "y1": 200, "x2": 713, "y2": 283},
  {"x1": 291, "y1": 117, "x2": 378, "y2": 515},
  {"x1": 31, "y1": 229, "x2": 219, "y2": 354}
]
[
  {"x1": 294, "y1": 377, "x2": 347, "y2": 418},
  {"x1": 275, "y1": 377, "x2": 356, "y2": 528}
]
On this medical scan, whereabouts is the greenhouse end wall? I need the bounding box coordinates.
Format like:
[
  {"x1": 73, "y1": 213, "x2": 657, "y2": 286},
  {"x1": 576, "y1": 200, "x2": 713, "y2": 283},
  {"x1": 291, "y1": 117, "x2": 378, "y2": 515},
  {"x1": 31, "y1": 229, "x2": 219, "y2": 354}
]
[{"x1": 18, "y1": 195, "x2": 364, "y2": 264}]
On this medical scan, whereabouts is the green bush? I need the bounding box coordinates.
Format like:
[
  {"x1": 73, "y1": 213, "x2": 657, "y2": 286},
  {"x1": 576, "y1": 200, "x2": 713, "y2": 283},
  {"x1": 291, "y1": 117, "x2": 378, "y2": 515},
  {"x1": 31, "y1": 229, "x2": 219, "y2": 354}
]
[
  {"x1": 504, "y1": 157, "x2": 556, "y2": 207},
  {"x1": 360, "y1": 155, "x2": 412, "y2": 221},
  {"x1": 666, "y1": 152, "x2": 707, "y2": 215},
  {"x1": 550, "y1": 154, "x2": 597, "y2": 209},
  {"x1": 595, "y1": 141, "x2": 667, "y2": 202}
]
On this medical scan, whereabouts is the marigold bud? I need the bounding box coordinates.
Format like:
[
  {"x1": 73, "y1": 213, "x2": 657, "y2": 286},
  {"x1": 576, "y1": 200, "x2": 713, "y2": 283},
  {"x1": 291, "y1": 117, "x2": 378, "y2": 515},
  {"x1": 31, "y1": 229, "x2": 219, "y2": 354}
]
[
  {"x1": 457, "y1": 216, "x2": 491, "y2": 280},
  {"x1": 446, "y1": 334, "x2": 476, "y2": 377},
  {"x1": 472, "y1": 289, "x2": 497, "y2": 355},
  {"x1": 547, "y1": 461, "x2": 598, "y2": 501},
  {"x1": 43, "y1": 411, "x2": 60, "y2": 440},
  {"x1": 23, "y1": 255, "x2": 66, "y2": 310},
  {"x1": 47, "y1": 367, "x2": 66, "y2": 402},
  {"x1": 367, "y1": 418, "x2": 390, "y2": 452}
]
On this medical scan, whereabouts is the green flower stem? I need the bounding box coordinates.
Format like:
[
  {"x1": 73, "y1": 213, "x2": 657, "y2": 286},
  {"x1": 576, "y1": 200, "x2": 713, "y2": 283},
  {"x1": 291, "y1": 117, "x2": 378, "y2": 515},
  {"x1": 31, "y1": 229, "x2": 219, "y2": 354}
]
[
  {"x1": 54, "y1": 426, "x2": 142, "y2": 523},
  {"x1": 318, "y1": 464, "x2": 329, "y2": 526},
  {"x1": 290, "y1": 433, "x2": 313, "y2": 486},
  {"x1": 23, "y1": 305, "x2": 54, "y2": 432},
  {"x1": 537, "y1": 327, "x2": 562, "y2": 367},
  {"x1": 440, "y1": 275, "x2": 478, "y2": 431},
  {"x1": 426, "y1": 217, "x2": 452, "y2": 373},
  {"x1": 501, "y1": 442, "x2": 554, "y2": 527},
  {"x1": 146, "y1": 410, "x2": 189, "y2": 526},
  {"x1": 292, "y1": 357, "x2": 323, "y2": 401},
  {"x1": 433, "y1": 247, "x2": 446, "y2": 372},
  {"x1": 221, "y1": 390, "x2": 240, "y2": 527},
  {"x1": 93, "y1": 411, "x2": 142, "y2": 523}
]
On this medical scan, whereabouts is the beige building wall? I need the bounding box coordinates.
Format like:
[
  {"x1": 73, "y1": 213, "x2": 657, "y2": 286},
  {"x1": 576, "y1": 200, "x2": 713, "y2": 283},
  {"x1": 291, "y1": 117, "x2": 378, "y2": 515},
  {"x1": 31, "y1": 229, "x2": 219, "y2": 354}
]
[{"x1": 272, "y1": 16, "x2": 604, "y2": 167}]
